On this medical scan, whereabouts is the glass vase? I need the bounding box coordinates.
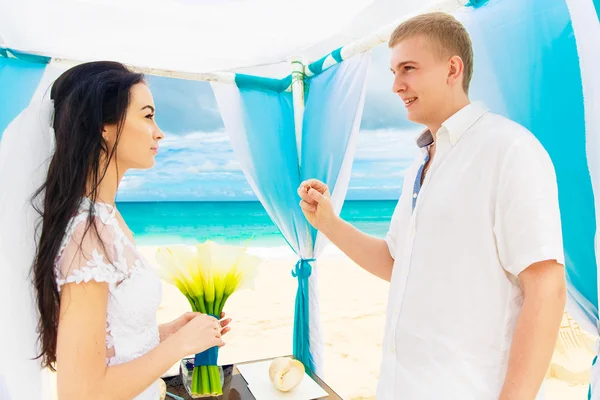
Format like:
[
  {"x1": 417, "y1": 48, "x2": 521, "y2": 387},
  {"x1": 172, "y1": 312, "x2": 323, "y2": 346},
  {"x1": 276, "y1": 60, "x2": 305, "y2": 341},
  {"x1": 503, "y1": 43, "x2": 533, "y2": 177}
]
[{"x1": 180, "y1": 357, "x2": 224, "y2": 398}]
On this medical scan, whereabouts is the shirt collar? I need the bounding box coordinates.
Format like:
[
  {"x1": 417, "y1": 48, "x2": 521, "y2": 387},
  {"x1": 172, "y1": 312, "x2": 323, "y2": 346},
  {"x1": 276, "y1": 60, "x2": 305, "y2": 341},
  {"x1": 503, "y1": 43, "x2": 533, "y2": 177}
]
[{"x1": 416, "y1": 101, "x2": 488, "y2": 149}]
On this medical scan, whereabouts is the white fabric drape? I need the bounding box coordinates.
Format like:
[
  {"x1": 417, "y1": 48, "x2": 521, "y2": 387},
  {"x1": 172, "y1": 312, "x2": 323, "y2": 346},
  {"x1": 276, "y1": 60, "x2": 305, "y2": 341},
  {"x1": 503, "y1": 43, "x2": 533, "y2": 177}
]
[
  {"x1": 565, "y1": 0, "x2": 600, "y2": 396},
  {"x1": 0, "y1": 0, "x2": 441, "y2": 76},
  {"x1": 0, "y1": 96, "x2": 57, "y2": 400}
]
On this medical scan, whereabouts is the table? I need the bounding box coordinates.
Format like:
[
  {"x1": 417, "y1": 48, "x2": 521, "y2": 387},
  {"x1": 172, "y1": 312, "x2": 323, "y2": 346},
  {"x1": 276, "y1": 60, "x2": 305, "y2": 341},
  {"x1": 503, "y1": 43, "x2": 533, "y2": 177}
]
[{"x1": 164, "y1": 356, "x2": 342, "y2": 400}]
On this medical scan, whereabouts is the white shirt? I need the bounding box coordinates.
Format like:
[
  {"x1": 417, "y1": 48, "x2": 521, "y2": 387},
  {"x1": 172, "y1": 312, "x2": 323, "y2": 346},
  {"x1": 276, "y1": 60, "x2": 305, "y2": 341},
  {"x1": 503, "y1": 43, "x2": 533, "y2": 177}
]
[{"x1": 376, "y1": 102, "x2": 564, "y2": 400}]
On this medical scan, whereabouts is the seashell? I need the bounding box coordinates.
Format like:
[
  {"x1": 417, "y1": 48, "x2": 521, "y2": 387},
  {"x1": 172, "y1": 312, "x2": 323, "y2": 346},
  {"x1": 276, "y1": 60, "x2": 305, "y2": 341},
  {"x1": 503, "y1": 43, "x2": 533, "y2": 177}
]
[
  {"x1": 158, "y1": 378, "x2": 167, "y2": 400},
  {"x1": 268, "y1": 357, "x2": 305, "y2": 392}
]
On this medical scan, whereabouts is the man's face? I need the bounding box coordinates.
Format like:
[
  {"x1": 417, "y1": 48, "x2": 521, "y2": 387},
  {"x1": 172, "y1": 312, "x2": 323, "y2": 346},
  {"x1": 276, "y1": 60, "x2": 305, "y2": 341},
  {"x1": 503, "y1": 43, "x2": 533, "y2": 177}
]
[{"x1": 389, "y1": 35, "x2": 452, "y2": 126}]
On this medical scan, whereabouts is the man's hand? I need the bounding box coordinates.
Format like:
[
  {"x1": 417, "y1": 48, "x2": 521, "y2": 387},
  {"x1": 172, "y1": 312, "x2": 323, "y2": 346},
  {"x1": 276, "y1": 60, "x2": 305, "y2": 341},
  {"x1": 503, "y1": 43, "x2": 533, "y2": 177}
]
[
  {"x1": 159, "y1": 312, "x2": 232, "y2": 342},
  {"x1": 297, "y1": 179, "x2": 336, "y2": 233},
  {"x1": 297, "y1": 178, "x2": 394, "y2": 281}
]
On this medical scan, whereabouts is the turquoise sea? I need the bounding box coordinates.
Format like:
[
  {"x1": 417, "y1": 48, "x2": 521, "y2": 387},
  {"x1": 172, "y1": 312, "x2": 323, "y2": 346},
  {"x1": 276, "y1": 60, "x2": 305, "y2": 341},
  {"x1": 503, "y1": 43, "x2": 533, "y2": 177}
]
[{"x1": 117, "y1": 200, "x2": 396, "y2": 247}]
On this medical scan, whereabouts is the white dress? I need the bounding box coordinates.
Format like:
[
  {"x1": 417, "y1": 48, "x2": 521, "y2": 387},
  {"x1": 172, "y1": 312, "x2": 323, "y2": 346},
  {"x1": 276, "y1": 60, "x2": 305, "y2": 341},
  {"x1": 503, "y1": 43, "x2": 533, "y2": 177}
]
[{"x1": 55, "y1": 198, "x2": 163, "y2": 399}]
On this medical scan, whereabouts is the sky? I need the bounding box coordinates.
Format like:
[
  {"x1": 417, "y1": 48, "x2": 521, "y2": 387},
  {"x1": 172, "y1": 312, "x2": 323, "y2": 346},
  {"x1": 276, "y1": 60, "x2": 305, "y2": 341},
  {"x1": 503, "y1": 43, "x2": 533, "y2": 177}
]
[{"x1": 116, "y1": 44, "x2": 422, "y2": 202}]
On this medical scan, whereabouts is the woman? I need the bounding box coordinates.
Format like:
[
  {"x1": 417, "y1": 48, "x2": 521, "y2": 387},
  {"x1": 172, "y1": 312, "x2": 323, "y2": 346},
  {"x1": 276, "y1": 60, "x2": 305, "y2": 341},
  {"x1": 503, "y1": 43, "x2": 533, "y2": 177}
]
[{"x1": 23, "y1": 61, "x2": 228, "y2": 399}]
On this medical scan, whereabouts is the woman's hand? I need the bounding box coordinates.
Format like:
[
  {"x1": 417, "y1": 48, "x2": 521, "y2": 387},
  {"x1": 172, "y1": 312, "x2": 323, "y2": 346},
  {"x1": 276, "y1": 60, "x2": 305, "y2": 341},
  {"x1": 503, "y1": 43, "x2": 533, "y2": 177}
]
[
  {"x1": 172, "y1": 313, "x2": 231, "y2": 357},
  {"x1": 160, "y1": 312, "x2": 231, "y2": 342}
]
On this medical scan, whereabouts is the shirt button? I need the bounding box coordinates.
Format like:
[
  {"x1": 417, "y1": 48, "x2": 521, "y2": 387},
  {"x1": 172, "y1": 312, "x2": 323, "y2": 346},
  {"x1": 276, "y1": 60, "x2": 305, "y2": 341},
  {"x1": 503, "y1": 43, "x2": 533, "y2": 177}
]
[{"x1": 412, "y1": 193, "x2": 417, "y2": 199}]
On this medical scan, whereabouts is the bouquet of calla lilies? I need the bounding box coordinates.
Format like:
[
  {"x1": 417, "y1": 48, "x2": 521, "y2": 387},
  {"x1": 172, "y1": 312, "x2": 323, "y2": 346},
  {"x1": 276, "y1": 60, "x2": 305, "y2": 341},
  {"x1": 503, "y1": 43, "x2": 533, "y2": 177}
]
[{"x1": 156, "y1": 240, "x2": 261, "y2": 397}]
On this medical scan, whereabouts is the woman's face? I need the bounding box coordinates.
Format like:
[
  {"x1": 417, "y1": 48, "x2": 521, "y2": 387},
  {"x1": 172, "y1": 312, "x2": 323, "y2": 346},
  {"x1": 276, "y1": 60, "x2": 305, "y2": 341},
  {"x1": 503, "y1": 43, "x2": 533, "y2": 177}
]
[{"x1": 103, "y1": 83, "x2": 164, "y2": 170}]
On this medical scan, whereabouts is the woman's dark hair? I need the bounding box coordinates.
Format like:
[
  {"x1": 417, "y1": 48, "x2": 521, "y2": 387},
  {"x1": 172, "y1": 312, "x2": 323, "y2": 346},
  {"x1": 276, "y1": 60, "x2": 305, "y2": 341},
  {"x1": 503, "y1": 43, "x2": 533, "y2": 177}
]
[{"x1": 32, "y1": 61, "x2": 145, "y2": 370}]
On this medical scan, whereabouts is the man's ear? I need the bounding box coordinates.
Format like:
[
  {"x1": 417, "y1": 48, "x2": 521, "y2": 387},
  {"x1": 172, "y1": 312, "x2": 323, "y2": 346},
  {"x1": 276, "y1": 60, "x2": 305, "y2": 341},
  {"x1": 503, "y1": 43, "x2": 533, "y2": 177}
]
[{"x1": 447, "y1": 55, "x2": 464, "y2": 87}]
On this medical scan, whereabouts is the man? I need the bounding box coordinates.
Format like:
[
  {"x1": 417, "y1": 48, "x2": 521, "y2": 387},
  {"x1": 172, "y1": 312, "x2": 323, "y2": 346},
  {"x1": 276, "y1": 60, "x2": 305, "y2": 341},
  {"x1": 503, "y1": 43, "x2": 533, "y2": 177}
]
[{"x1": 297, "y1": 12, "x2": 566, "y2": 400}]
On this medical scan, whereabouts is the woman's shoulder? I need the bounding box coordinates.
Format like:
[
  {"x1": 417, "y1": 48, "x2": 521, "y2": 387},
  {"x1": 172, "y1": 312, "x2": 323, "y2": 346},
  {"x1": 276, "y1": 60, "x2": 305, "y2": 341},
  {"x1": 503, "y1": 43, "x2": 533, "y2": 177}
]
[
  {"x1": 57, "y1": 198, "x2": 117, "y2": 256},
  {"x1": 54, "y1": 199, "x2": 125, "y2": 290}
]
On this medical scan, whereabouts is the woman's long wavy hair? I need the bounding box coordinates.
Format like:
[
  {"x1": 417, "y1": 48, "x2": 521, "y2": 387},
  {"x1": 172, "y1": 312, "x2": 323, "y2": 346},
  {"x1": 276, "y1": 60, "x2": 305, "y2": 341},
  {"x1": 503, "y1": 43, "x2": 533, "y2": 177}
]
[{"x1": 32, "y1": 61, "x2": 145, "y2": 370}]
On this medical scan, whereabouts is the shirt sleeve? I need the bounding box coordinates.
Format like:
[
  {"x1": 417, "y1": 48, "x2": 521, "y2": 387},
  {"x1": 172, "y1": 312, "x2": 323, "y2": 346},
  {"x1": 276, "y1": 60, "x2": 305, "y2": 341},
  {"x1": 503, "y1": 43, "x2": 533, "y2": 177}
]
[
  {"x1": 385, "y1": 198, "x2": 403, "y2": 259},
  {"x1": 385, "y1": 166, "x2": 418, "y2": 259},
  {"x1": 494, "y1": 133, "x2": 565, "y2": 276}
]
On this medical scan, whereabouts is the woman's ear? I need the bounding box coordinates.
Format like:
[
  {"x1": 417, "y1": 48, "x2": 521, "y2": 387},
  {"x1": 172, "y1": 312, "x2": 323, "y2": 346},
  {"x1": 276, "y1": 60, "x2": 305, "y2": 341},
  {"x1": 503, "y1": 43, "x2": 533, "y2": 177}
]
[{"x1": 102, "y1": 125, "x2": 116, "y2": 145}]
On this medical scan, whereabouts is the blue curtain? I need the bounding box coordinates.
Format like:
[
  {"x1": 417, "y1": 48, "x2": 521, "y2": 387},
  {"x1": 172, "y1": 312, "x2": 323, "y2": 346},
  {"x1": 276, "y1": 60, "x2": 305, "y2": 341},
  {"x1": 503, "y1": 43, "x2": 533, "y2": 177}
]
[
  {"x1": 0, "y1": 55, "x2": 48, "y2": 139},
  {"x1": 232, "y1": 83, "x2": 310, "y2": 254},
  {"x1": 212, "y1": 53, "x2": 370, "y2": 372},
  {"x1": 460, "y1": 0, "x2": 596, "y2": 330},
  {"x1": 302, "y1": 56, "x2": 371, "y2": 245}
]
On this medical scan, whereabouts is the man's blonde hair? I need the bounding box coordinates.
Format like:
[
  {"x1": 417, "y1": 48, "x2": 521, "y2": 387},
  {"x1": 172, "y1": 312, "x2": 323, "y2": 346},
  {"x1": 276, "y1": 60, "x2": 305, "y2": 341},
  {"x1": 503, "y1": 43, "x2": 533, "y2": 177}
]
[{"x1": 389, "y1": 12, "x2": 474, "y2": 93}]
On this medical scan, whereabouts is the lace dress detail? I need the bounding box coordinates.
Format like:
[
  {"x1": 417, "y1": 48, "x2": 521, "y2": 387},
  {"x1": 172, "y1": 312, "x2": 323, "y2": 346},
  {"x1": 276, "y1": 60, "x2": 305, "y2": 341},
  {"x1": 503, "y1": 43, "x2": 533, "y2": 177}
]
[{"x1": 55, "y1": 198, "x2": 163, "y2": 400}]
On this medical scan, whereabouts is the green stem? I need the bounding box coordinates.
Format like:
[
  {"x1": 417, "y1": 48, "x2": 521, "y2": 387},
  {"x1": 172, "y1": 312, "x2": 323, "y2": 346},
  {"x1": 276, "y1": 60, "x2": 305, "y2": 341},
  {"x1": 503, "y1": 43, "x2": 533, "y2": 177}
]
[
  {"x1": 194, "y1": 296, "x2": 207, "y2": 314},
  {"x1": 215, "y1": 291, "x2": 223, "y2": 312},
  {"x1": 191, "y1": 366, "x2": 199, "y2": 394},
  {"x1": 200, "y1": 366, "x2": 205, "y2": 395},
  {"x1": 208, "y1": 366, "x2": 215, "y2": 395},
  {"x1": 207, "y1": 365, "x2": 213, "y2": 394},
  {"x1": 199, "y1": 366, "x2": 205, "y2": 395},
  {"x1": 209, "y1": 366, "x2": 222, "y2": 395},
  {"x1": 206, "y1": 300, "x2": 215, "y2": 316},
  {"x1": 212, "y1": 300, "x2": 220, "y2": 317},
  {"x1": 185, "y1": 295, "x2": 196, "y2": 312},
  {"x1": 208, "y1": 365, "x2": 219, "y2": 394},
  {"x1": 200, "y1": 365, "x2": 210, "y2": 394},
  {"x1": 215, "y1": 293, "x2": 230, "y2": 316}
]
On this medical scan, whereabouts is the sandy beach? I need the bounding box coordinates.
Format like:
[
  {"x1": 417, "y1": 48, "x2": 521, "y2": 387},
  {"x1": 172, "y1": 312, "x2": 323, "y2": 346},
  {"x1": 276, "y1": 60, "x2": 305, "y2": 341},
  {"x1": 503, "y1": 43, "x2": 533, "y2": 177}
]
[{"x1": 139, "y1": 244, "x2": 595, "y2": 400}]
